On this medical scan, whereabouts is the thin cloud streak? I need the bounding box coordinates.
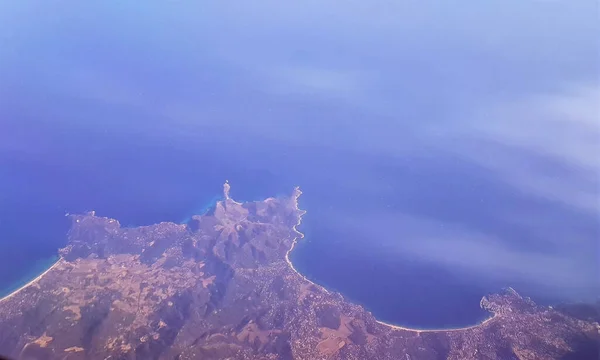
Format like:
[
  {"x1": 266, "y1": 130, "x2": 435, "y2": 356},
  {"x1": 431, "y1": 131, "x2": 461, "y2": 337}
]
[
  {"x1": 330, "y1": 210, "x2": 599, "y2": 300},
  {"x1": 445, "y1": 85, "x2": 600, "y2": 214}
]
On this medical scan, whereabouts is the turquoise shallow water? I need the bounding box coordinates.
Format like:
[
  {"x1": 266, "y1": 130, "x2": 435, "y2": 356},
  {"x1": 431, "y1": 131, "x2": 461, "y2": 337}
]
[
  {"x1": 179, "y1": 195, "x2": 223, "y2": 224},
  {"x1": 0, "y1": 255, "x2": 59, "y2": 299}
]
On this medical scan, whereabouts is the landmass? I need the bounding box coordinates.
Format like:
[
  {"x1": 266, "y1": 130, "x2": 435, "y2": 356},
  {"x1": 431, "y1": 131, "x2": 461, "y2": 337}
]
[{"x1": 0, "y1": 183, "x2": 598, "y2": 359}]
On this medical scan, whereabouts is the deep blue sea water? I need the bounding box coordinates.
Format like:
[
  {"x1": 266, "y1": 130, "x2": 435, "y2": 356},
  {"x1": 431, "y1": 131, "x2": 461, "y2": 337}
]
[{"x1": 0, "y1": 1, "x2": 598, "y2": 329}]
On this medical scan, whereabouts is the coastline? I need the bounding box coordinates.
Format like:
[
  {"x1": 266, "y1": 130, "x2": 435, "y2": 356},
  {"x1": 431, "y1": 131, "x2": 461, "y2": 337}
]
[
  {"x1": 0, "y1": 186, "x2": 497, "y2": 333},
  {"x1": 0, "y1": 258, "x2": 62, "y2": 303},
  {"x1": 284, "y1": 187, "x2": 330, "y2": 295},
  {"x1": 285, "y1": 187, "x2": 498, "y2": 334}
]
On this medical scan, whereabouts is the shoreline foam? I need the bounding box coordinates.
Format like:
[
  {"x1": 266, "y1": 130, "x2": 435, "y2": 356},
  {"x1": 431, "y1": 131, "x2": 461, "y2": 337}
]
[
  {"x1": 284, "y1": 187, "x2": 330, "y2": 296},
  {"x1": 0, "y1": 259, "x2": 62, "y2": 303},
  {"x1": 375, "y1": 314, "x2": 497, "y2": 333},
  {"x1": 285, "y1": 187, "x2": 498, "y2": 334}
]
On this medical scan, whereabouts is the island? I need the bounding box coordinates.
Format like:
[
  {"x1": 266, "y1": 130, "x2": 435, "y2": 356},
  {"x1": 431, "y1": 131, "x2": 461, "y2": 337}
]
[{"x1": 0, "y1": 183, "x2": 598, "y2": 359}]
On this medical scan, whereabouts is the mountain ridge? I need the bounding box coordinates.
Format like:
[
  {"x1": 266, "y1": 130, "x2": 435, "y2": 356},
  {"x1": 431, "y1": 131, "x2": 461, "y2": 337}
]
[{"x1": 0, "y1": 184, "x2": 597, "y2": 359}]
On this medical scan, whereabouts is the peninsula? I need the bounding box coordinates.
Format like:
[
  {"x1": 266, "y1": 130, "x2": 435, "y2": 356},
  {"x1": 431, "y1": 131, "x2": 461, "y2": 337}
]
[{"x1": 0, "y1": 184, "x2": 598, "y2": 359}]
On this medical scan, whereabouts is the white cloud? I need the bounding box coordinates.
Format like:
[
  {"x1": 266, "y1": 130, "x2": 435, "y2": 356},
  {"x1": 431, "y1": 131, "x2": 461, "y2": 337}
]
[
  {"x1": 267, "y1": 65, "x2": 367, "y2": 100},
  {"x1": 443, "y1": 84, "x2": 600, "y2": 213}
]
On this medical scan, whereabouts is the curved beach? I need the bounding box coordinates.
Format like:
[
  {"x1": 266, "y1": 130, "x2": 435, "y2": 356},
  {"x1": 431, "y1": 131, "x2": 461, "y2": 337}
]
[
  {"x1": 0, "y1": 259, "x2": 62, "y2": 303},
  {"x1": 285, "y1": 188, "x2": 498, "y2": 334}
]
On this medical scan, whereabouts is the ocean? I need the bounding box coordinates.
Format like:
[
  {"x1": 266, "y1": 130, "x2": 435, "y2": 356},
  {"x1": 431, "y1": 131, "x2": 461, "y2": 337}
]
[{"x1": 0, "y1": 1, "x2": 598, "y2": 329}]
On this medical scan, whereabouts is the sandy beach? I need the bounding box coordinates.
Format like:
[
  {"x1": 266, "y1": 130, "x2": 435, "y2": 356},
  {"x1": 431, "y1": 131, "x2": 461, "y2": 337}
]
[
  {"x1": 0, "y1": 259, "x2": 62, "y2": 303},
  {"x1": 375, "y1": 314, "x2": 497, "y2": 333}
]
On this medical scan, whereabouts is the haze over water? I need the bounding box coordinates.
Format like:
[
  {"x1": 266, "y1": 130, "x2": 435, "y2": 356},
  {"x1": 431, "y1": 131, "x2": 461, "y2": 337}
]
[{"x1": 1, "y1": 1, "x2": 598, "y2": 328}]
